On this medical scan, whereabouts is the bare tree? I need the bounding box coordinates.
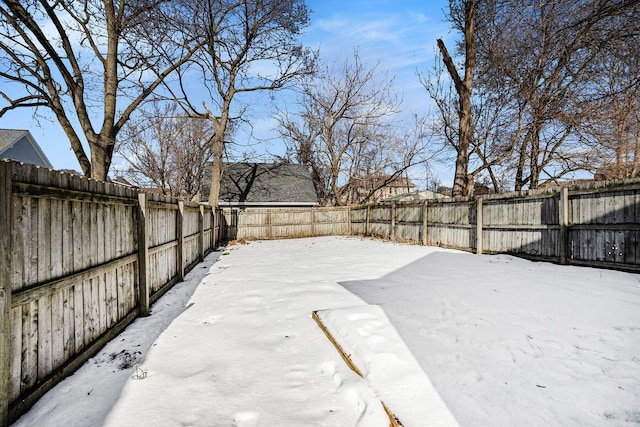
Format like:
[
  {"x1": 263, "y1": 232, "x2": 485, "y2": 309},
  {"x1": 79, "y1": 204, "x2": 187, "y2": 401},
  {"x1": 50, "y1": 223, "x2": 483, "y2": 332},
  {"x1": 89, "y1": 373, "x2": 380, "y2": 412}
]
[
  {"x1": 425, "y1": 0, "x2": 640, "y2": 191},
  {"x1": 421, "y1": 48, "x2": 516, "y2": 194},
  {"x1": 279, "y1": 51, "x2": 428, "y2": 206},
  {"x1": 576, "y1": 6, "x2": 640, "y2": 179},
  {"x1": 115, "y1": 103, "x2": 215, "y2": 199},
  {"x1": 0, "y1": 0, "x2": 200, "y2": 179},
  {"x1": 475, "y1": 0, "x2": 640, "y2": 189},
  {"x1": 163, "y1": 0, "x2": 315, "y2": 206},
  {"x1": 434, "y1": 0, "x2": 478, "y2": 197}
]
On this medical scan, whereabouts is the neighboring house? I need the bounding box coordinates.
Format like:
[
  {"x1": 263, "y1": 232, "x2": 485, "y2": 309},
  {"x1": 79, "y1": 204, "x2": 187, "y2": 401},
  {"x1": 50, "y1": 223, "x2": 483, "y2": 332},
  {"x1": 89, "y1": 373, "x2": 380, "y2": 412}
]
[
  {"x1": 0, "y1": 129, "x2": 53, "y2": 168},
  {"x1": 350, "y1": 174, "x2": 416, "y2": 203},
  {"x1": 382, "y1": 189, "x2": 449, "y2": 203},
  {"x1": 201, "y1": 162, "x2": 319, "y2": 208}
]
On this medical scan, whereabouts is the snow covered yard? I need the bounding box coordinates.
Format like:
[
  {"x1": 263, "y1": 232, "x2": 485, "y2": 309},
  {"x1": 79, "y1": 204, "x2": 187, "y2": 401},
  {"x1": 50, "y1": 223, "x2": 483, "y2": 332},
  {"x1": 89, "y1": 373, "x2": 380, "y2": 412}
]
[
  {"x1": 12, "y1": 236, "x2": 640, "y2": 426},
  {"x1": 340, "y1": 247, "x2": 640, "y2": 426}
]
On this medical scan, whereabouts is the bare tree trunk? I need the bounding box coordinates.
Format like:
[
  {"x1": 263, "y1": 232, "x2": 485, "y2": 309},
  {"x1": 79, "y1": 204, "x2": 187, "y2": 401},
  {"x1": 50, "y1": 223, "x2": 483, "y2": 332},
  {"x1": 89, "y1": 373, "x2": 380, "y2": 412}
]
[
  {"x1": 89, "y1": 142, "x2": 108, "y2": 181},
  {"x1": 529, "y1": 126, "x2": 541, "y2": 189},
  {"x1": 88, "y1": 133, "x2": 115, "y2": 181},
  {"x1": 633, "y1": 132, "x2": 640, "y2": 177},
  {"x1": 453, "y1": 87, "x2": 472, "y2": 196},
  {"x1": 331, "y1": 162, "x2": 344, "y2": 206},
  {"x1": 208, "y1": 127, "x2": 225, "y2": 207},
  {"x1": 437, "y1": 0, "x2": 476, "y2": 198},
  {"x1": 515, "y1": 132, "x2": 529, "y2": 191}
]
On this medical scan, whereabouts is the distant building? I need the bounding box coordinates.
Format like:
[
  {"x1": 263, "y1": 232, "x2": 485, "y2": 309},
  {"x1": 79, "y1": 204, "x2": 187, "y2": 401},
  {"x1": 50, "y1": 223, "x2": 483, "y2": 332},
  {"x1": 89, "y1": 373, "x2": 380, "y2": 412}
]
[
  {"x1": 382, "y1": 189, "x2": 449, "y2": 202},
  {"x1": 202, "y1": 162, "x2": 319, "y2": 208},
  {"x1": 0, "y1": 129, "x2": 53, "y2": 168},
  {"x1": 350, "y1": 174, "x2": 416, "y2": 203}
]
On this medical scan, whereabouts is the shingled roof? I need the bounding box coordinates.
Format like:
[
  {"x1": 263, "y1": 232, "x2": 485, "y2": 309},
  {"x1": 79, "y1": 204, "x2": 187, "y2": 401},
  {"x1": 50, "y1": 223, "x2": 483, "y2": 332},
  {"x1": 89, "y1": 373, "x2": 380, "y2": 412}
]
[
  {"x1": 0, "y1": 129, "x2": 53, "y2": 168},
  {"x1": 0, "y1": 129, "x2": 29, "y2": 152},
  {"x1": 202, "y1": 162, "x2": 319, "y2": 207}
]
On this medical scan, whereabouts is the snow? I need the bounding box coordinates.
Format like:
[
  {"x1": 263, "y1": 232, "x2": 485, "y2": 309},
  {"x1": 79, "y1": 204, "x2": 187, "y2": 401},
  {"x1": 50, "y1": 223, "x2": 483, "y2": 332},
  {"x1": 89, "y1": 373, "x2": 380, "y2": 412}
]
[
  {"x1": 339, "y1": 248, "x2": 640, "y2": 426},
  {"x1": 315, "y1": 305, "x2": 459, "y2": 426},
  {"x1": 11, "y1": 236, "x2": 640, "y2": 426}
]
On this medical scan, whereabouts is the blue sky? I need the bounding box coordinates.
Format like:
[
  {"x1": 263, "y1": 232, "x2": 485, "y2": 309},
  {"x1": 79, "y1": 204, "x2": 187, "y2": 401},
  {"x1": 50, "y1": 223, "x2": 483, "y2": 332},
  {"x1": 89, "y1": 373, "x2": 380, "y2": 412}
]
[{"x1": 0, "y1": 0, "x2": 452, "y2": 182}]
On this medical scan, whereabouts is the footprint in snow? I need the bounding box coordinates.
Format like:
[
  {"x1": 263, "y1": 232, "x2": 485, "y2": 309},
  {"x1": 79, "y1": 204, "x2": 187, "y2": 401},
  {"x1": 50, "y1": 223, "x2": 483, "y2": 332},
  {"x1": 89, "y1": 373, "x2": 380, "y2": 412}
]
[
  {"x1": 201, "y1": 315, "x2": 224, "y2": 325},
  {"x1": 232, "y1": 411, "x2": 259, "y2": 427}
]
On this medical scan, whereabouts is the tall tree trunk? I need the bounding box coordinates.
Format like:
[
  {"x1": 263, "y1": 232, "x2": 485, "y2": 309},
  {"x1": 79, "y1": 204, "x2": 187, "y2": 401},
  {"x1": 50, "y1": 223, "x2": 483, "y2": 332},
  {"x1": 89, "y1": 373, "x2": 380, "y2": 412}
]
[
  {"x1": 454, "y1": 85, "x2": 472, "y2": 196},
  {"x1": 515, "y1": 134, "x2": 529, "y2": 191},
  {"x1": 632, "y1": 132, "x2": 640, "y2": 177},
  {"x1": 207, "y1": 96, "x2": 231, "y2": 207},
  {"x1": 208, "y1": 101, "x2": 231, "y2": 207},
  {"x1": 331, "y1": 165, "x2": 343, "y2": 206},
  {"x1": 438, "y1": 0, "x2": 476, "y2": 197},
  {"x1": 208, "y1": 129, "x2": 225, "y2": 207},
  {"x1": 529, "y1": 125, "x2": 541, "y2": 189},
  {"x1": 87, "y1": 135, "x2": 114, "y2": 181}
]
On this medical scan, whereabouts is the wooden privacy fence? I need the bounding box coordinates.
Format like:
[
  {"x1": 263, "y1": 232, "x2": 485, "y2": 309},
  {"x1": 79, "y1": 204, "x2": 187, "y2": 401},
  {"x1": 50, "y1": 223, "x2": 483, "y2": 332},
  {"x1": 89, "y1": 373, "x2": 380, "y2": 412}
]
[
  {"x1": 222, "y1": 179, "x2": 640, "y2": 272},
  {"x1": 221, "y1": 206, "x2": 351, "y2": 241},
  {"x1": 0, "y1": 160, "x2": 221, "y2": 425},
  {"x1": 351, "y1": 180, "x2": 640, "y2": 271}
]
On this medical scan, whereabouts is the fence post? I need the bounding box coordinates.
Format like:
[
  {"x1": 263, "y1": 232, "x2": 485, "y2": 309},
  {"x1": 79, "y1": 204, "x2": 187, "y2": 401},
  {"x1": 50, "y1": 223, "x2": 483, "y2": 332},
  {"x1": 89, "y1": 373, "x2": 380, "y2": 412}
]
[
  {"x1": 211, "y1": 206, "x2": 222, "y2": 250},
  {"x1": 213, "y1": 207, "x2": 218, "y2": 247},
  {"x1": 390, "y1": 203, "x2": 396, "y2": 240},
  {"x1": 347, "y1": 206, "x2": 352, "y2": 236},
  {"x1": 198, "y1": 205, "x2": 205, "y2": 261},
  {"x1": 559, "y1": 187, "x2": 569, "y2": 264},
  {"x1": 476, "y1": 197, "x2": 483, "y2": 255},
  {"x1": 267, "y1": 209, "x2": 271, "y2": 239},
  {"x1": 422, "y1": 200, "x2": 428, "y2": 246},
  {"x1": 136, "y1": 193, "x2": 149, "y2": 317},
  {"x1": 177, "y1": 201, "x2": 184, "y2": 280},
  {"x1": 0, "y1": 161, "x2": 13, "y2": 425},
  {"x1": 365, "y1": 205, "x2": 371, "y2": 236},
  {"x1": 230, "y1": 209, "x2": 238, "y2": 241},
  {"x1": 310, "y1": 208, "x2": 316, "y2": 237}
]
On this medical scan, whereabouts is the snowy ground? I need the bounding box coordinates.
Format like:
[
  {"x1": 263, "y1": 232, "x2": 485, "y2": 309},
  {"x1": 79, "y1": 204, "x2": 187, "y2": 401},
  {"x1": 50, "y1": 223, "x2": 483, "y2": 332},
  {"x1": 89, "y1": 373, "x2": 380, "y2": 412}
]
[{"x1": 12, "y1": 236, "x2": 640, "y2": 426}]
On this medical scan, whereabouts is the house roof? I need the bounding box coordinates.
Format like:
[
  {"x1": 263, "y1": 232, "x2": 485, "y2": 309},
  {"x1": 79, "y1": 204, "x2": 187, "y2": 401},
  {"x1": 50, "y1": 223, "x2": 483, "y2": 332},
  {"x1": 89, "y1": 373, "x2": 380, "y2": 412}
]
[
  {"x1": 0, "y1": 128, "x2": 53, "y2": 168},
  {"x1": 0, "y1": 129, "x2": 28, "y2": 152},
  {"x1": 202, "y1": 162, "x2": 319, "y2": 207}
]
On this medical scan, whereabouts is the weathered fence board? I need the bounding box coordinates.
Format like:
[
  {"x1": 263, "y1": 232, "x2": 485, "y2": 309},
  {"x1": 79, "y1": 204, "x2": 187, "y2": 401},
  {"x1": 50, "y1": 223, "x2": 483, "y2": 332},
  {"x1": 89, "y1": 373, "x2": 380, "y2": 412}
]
[
  {"x1": 1, "y1": 160, "x2": 221, "y2": 424},
  {"x1": 568, "y1": 186, "x2": 640, "y2": 267}
]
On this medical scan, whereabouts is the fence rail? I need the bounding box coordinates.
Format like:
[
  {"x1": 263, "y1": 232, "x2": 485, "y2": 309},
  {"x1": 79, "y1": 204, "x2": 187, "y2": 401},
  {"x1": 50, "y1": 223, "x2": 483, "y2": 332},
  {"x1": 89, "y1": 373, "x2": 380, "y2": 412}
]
[{"x1": 0, "y1": 160, "x2": 222, "y2": 425}]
